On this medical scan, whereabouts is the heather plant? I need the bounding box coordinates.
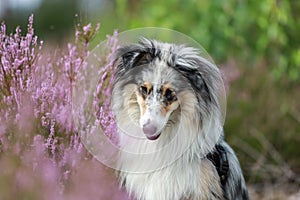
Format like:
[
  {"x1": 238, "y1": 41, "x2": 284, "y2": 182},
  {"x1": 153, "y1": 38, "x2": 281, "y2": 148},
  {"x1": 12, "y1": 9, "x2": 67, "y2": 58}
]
[
  {"x1": 0, "y1": 15, "x2": 39, "y2": 132},
  {"x1": 93, "y1": 30, "x2": 119, "y2": 143},
  {"x1": 0, "y1": 15, "x2": 128, "y2": 200}
]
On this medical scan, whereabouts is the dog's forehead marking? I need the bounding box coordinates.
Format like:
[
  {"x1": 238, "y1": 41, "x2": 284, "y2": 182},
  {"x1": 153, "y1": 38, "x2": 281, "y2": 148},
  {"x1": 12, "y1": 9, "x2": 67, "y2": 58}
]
[{"x1": 152, "y1": 60, "x2": 164, "y2": 83}]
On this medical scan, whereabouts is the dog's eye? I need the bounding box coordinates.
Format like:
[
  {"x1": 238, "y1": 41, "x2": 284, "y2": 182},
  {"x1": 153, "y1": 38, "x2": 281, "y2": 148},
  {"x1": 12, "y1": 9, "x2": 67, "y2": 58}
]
[
  {"x1": 140, "y1": 85, "x2": 148, "y2": 96},
  {"x1": 165, "y1": 88, "x2": 176, "y2": 102}
]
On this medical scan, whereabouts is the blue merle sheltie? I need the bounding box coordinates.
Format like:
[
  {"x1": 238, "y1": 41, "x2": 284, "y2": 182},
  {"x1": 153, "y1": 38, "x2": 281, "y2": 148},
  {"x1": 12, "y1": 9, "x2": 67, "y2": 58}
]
[{"x1": 111, "y1": 38, "x2": 249, "y2": 200}]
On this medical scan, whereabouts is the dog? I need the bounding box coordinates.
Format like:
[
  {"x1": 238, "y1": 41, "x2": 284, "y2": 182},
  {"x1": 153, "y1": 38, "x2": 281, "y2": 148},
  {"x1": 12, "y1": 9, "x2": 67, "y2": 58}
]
[{"x1": 111, "y1": 38, "x2": 249, "y2": 200}]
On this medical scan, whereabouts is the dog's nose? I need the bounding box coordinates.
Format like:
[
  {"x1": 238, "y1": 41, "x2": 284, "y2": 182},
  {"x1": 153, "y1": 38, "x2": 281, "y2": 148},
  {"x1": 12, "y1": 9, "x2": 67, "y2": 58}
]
[
  {"x1": 142, "y1": 123, "x2": 159, "y2": 140},
  {"x1": 143, "y1": 123, "x2": 157, "y2": 135}
]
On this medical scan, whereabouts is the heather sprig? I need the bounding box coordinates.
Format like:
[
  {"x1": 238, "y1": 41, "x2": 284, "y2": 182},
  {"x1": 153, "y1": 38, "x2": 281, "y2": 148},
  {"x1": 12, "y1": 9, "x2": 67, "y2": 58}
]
[{"x1": 75, "y1": 22, "x2": 100, "y2": 49}]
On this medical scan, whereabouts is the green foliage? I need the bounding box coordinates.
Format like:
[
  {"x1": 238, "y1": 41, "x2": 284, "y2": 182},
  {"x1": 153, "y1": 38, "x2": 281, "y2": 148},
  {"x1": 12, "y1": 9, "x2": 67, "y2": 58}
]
[
  {"x1": 1, "y1": 0, "x2": 79, "y2": 43},
  {"x1": 113, "y1": 0, "x2": 300, "y2": 81},
  {"x1": 225, "y1": 64, "x2": 300, "y2": 182},
  {"x1": 34, "y1": 0, "x2": 78, "y2": 41}
]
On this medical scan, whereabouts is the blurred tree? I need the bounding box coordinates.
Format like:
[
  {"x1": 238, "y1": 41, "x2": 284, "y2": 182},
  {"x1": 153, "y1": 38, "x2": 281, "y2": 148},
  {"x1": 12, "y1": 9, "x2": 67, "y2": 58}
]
[
  {"x1": 110, "y1": 0, "x2": 300, "y2": 81},
  {"x1": 0, "y1": 0, "x2": 80, "y2": 43},
  {"x1": 34, "y1": 0, "x2": 79, "y2": 41}
]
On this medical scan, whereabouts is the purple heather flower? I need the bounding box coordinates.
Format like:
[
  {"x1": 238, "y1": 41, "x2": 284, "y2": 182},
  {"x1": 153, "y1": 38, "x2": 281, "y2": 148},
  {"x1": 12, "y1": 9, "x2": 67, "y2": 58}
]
[
  {"x1": 0, "y1": 15, "x2": 129, "y2": 200},
  {"x1": 83, "y1": 23, "x2": 92, "y2": 35}
]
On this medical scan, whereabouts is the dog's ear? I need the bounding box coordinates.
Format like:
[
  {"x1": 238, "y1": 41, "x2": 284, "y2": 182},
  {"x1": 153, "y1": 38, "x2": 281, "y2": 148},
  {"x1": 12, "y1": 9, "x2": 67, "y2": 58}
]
[
  {"x1": 115, "y1": 45, "x2": 154, "y2": 75},
  {"x1": 122, "y1": 50, "x2": 153, "y2": 70},
  {"x1": 174, "y1": 64, "x2": 212, "y2": 103}
]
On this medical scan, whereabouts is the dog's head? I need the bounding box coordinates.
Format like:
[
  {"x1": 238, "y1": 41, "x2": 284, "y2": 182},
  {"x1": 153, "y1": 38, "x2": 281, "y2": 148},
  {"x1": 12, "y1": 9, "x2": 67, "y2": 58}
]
[{"x1": 112, "y1": 38, "x2": 223, "y2": 141}]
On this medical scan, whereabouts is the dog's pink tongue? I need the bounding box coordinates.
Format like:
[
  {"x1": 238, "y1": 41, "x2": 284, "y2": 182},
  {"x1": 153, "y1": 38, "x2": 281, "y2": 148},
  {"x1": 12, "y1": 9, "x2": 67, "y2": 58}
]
[{"x1": 143, "y1": 124, "x2": 160, "y2": 140}]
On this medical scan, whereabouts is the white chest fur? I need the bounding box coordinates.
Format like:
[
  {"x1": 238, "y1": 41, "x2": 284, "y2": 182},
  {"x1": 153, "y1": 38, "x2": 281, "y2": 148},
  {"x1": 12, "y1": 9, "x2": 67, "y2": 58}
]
[{"x1": 119, "y1": 157, "x2": 223, "y2": 200}]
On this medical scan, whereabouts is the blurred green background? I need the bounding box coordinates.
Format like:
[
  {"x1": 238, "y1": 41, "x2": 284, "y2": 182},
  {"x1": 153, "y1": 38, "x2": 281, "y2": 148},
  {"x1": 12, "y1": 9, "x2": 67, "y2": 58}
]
[{"x1": 1, "y1": 0, "x2": 299, "y2": 195}]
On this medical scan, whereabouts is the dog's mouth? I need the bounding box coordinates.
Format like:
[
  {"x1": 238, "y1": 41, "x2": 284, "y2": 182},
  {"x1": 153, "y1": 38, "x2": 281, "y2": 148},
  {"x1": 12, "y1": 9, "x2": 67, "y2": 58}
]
[{"x1": 144, "y1": 132, "x2": 161, "y2": 140}]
